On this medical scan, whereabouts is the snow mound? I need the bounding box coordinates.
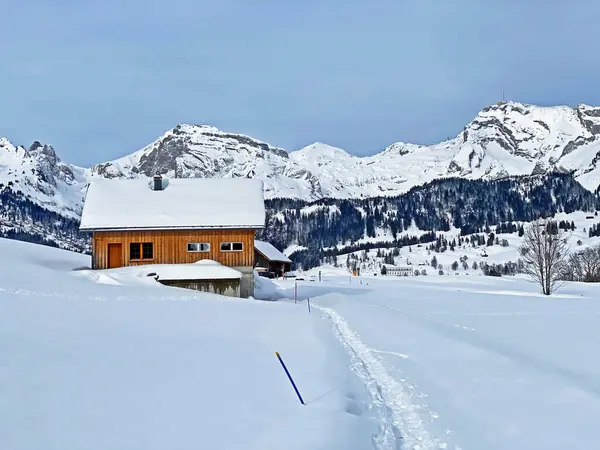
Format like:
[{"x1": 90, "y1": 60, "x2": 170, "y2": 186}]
[{"x1": 253, "y1": 270, "x2": 282, "y2": 301}]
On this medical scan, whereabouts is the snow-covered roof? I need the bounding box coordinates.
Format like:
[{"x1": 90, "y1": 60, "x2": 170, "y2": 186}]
[
  {"x1": 79, "y1": 177, "x2": 265, "y2": 231},
  {"x1": 153, "y1": 260, "x2": 242, "y2": 281},
  {"x1": 254, "y1": 240, "x2": 292, "y2": 263}
]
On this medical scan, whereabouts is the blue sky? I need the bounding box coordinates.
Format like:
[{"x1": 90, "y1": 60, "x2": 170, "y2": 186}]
[{"x1": 2, "y1": 0, "x2": 600, "y2": 166}]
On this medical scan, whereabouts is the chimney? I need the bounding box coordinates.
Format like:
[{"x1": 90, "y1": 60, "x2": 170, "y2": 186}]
[{"x1": 153, "y1": 174, "x2": 163, "y2": 191}]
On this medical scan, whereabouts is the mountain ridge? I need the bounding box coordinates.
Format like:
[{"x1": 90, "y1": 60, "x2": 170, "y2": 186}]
[{"x1": 3, "y1": 101, "x2": 600, "y2": 221}]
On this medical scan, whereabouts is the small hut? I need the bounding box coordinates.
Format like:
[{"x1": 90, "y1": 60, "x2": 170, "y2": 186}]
[{"x1": 254, "y1": 240, "x2": 292, "y2": 277}]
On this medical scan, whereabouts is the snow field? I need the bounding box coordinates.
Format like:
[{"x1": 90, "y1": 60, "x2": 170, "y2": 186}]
[
  {"x1": 4, "y1": 237, "x2": 600, "y2": 449},
  {"x1": 276, "y1": 274, "x2": 600, "y2": 449},
  {"x1": 0, "y1": 239, "x2": 377, "y2": 450}
]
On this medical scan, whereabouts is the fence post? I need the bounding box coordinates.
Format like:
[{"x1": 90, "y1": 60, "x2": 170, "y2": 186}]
[
  {"x1": 294, "y1": 281, "x2": 297, "y2": 303},
  {"x1": 275, "y1": 352, "x2": 305, "y2": 405}
]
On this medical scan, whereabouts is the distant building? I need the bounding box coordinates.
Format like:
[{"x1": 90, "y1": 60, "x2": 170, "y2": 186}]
[
  {"x1": 79, "y1": 175, "x2": 265, "y2": 297},
  {"x1": 254, "y1": 240, "x2": 292, "y2": 277},
  {"x1": 383, "y1": 265, "x2": 414, "y2": 276}
]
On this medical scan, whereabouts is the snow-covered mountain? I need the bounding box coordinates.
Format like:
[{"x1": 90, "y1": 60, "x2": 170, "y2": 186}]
[
  {"x1": 89, "y1": 124, "x2": 323, "y2": 200},
  {"x1": 3, "y1": 101, "x2": 600, "y2": 224},
  {"x1": 288, "y1": 102, "x2": 600, "y2": 198},
  {"x1": 0, "y1": 138, "x2": 88, "y2": 218},
  {"x1": 89, "y1": 102, "x2": 600, "y2": 199}
]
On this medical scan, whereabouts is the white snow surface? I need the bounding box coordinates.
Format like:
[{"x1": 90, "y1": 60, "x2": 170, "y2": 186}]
[
  {"x1": 0, "y1": 238, "x2": 377, "y2": 450},
  {"x1": 4, "y1": 237, "x2": 600, "y2": 449},
  {"x1": 255, "y1": 240, "x2": 292, "y2": 263},
  {"x1": 284, "y1": 244, "x2": 308, "y2": 256},
  {"x1": 79, "y1": 177, "x2": 265, "y2": 230},
  {"x1": 98, "y1": 260, "x2": 243, "y2": 281},
  {"x1": 253, "y1": 269, "x2": 283, "y2": 301},
  {"x1": 272, "y1": 272, "x2": 600, "y2": 450}
]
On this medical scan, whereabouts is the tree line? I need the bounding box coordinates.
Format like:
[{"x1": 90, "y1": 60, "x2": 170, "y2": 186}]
[{"x1": 258, "y1": 173, "x2": 599, "y2": 269}]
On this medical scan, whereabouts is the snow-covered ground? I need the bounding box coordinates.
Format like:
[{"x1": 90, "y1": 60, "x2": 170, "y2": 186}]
[
  {"x1": 319, "y1": 210, "x2": 600, "y2": 276},
  {"x1": 3, "y1": 237, "x2": 600, "y2": 449},
  {"x1": 0, "y1": 239, "x2": 376, "y2": 450},
  {"x1": 273, "y1": 274, "x2": 600, "y2": 450}
]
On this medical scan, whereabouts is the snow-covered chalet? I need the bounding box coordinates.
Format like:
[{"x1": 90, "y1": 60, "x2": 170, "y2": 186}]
[{"x1": 79, "y1": 175, "x2": 265, "y2": 298}]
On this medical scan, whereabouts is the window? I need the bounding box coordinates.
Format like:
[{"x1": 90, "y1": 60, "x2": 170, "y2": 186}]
[
  {"x1": 220, "y1": 242, "x2": 243, "y2": 252},
  {"x1": 187, "y1": 242, "x2": 210, "y2": 252},
  {"x1": 130, "y1": 243, "x2": 141, "y2": 260},
  {"x1": 130, "y1": 242, "x2": 153, "y2": 260},
  {"x1": 142, "y1": 243, "x2": 153, "y2": 259}
]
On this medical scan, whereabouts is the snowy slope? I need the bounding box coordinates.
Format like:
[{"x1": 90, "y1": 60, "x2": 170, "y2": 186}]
[
  {"x1": 0, "y1": 138, "x2": 88, "y2": 218},
  {"x1": 305, "y1": 210, "x2": 600, "y2": 278},
  {"x1": 272, "y1": 274, "x2": 600, "y2": 449},
  {"x1": 0, "y1": 238, "x2": 377, "y2": 450},
  {"x1": 4, "y1": 235, "x2": 600, "y2": 449}
]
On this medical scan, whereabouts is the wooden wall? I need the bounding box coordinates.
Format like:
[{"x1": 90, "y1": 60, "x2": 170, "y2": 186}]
[{"x1": 93, "y1": 229, "x2": 256, "y2": 269}]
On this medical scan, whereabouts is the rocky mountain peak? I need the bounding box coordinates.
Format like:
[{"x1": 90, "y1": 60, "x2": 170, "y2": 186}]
[
  {"x1": 4, "y1": 101, "x2": 600, "y2": 223},
  {"x1": 28, "y1": 141, "x2": 43, "y2": 152}
]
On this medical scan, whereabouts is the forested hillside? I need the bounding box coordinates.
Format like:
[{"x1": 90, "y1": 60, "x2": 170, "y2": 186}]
[{"x1": 258, "y1": 173, "x2": 600, "y2": 268}]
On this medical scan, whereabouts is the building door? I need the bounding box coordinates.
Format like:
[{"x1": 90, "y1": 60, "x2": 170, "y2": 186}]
[{"x1": 107, "y1": 243, "x2": 122, "y2": 269}]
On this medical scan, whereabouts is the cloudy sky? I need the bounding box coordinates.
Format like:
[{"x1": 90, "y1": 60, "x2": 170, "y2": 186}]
[{"x1": 2, "y1": 0, "x2": 599, "y2": 166}]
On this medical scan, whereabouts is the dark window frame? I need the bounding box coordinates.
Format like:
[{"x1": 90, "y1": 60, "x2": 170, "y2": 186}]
[
  {"x1": 220, "y1": 242, "x2": 244, "y2": 252},
  {"x1": 130, "y1": 242, "x2": 154, "y2": 260},
  {"x1": 187, "y1": 242, "x2": 211, "y2": 253}
]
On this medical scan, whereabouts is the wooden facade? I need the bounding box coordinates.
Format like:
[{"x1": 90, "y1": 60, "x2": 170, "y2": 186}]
[{"x1": 92, "y1": 229, "x2": 256, "y2": 270}]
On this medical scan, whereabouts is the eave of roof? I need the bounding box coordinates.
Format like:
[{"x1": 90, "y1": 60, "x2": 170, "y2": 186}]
[
  {"x1": 254, "y1": 248, "x2": 291, "y2": 263},
  {"x1": 80, "y1": 224, "x2": 265, "y2": 232}
]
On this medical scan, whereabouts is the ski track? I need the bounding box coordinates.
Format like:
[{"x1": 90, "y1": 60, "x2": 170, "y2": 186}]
[{"x1": 317, "y1": 305, "x2": 447, "y2": 450}]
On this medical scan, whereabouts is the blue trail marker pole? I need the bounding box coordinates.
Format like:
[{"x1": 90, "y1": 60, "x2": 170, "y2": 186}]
[
  {"x1": 275, "y1": 352, "x2": 305, "y2": 405},
  {"x1": 307, "y1": 297, "x2": 311, "y2": 313}
]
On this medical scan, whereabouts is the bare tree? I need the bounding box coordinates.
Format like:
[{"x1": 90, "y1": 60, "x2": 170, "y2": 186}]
[
  {"x1": 575, "y1": 246, "x2": 600, "y2": 282},
  {"x1": 563, "y1": 245, "x2": 600, "y2": 282},
  {"x1": 518, "y1": 219, "x2": 569, "y2": 295}
]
